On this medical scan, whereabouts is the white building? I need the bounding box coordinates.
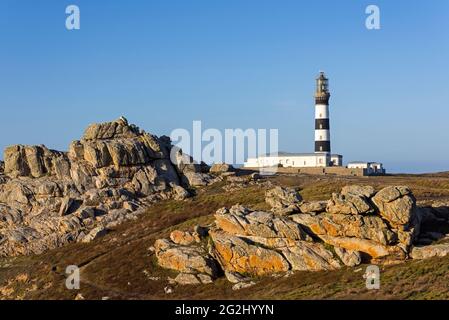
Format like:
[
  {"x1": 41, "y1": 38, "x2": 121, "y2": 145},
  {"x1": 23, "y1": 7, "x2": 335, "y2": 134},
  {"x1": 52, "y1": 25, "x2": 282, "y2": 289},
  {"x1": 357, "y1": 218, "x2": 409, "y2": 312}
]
[
  {"x1": 245, "y1": 152, "x2": 342, "y2": 168},
  {"x1": 347, "y1": 162, "x2": 385, "y2": 175}
]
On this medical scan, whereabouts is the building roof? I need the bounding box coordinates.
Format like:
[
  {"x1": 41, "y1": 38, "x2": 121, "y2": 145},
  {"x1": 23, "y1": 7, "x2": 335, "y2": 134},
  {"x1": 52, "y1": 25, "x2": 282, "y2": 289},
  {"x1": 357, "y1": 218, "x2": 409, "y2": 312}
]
[
  {"x1": 257, "y1": 152, "x2": 343, "y2": 158},
  {"x1": 317, "y1": 71, "x2": 328, "y2": 80},
  {"x1": 348, "y1": 161, "x2": 383, "y2": 165}
]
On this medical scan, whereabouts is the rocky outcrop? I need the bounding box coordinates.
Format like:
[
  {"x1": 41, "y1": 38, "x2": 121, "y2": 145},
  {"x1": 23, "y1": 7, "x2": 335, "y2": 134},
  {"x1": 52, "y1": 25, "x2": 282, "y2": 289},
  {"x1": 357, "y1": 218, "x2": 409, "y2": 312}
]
[
  {"x1": 215, "y1": 205, "x2": 311, "y2": 241},
  {"x1": 326, "y1": 187, "x2": 375, "y2": 215},
  {"x1": 372, "y1": 186, "x2": 421, "y2": 250},
  {"x1": 210, "y1": 229, "x2": 340, "y2": 275},
  {"x1": 170, "y1": 147, "x2": 212, "y2": 187},
  {"x1": 170, "y1": 230, "x2": 200, "y2": 246},
  {"x1": 209, "y1": 163, "x2": 234, "y2": 174},
  {"x1": 0, "y1": 117, "x2": 214, "y2": 257},
  {"x1": 410, "y1": 244, "x2": 449, "y2": 259},
  {"x1": 334, "y1": 247, "x2": 361, "y2": 267},
  {"x1": 299, "y1": 201, "x2": 327, "y2": 213},
  {"x1": 372, "y1": 186, "x2": 417, "y2": 229},
  {"x1": 210, "y1": 230, "x2": 290, "y2": 276},
  {"x1": 154, "y1": 201, "x2": 342, "y2": 284},
  {"x1": 154, "y1": 239, "x2": 219, "y2": 277},
  {"x1": 318, "y1": 235, "x2": 390, "y2": 259},
  {"x1": 153, "y1": 185, "x2": 449, "y2": 285},
  {"x1": 222, "y1": 173, "x2": 268, "y2": 192},
  {"x1": 341, "y1": 185, "x2": 376, "y2": 198},
  {"x1": 265, "y1": 186, "x2": 302, "y2": 215},
  {"x1": 290, "y1": 213, "x2": 396, "y2": 245},
  {"x1": 276, "y1": 240, "x2": 341, "y2": 271},
  {"x1": 4, "y1": 145, "x2": 71, "y2": 179}
]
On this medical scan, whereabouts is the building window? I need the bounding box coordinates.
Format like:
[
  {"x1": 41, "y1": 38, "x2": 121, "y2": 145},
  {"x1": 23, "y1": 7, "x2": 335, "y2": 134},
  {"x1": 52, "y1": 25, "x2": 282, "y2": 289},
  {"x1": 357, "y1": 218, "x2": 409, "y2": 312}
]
[
  {"x1": 320, "y1": 135, "x2": 322, "y2": 140},
  {"x1": 304, "y1": 161, "x2": 306, "y2": 165},
  {"x1": 319, "y1": 113, "x2": 322, "y2": 118},
  {"x1": 320, "y1": 124, "x2": 323, "y2": 129}
]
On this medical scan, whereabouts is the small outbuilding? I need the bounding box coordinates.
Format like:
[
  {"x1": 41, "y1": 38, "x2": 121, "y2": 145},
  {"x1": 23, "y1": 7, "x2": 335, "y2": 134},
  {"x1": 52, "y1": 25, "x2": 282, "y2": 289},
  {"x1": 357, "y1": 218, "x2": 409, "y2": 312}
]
[{"x1": 347, "y1": 162, "x2": 385, "y2": 175}]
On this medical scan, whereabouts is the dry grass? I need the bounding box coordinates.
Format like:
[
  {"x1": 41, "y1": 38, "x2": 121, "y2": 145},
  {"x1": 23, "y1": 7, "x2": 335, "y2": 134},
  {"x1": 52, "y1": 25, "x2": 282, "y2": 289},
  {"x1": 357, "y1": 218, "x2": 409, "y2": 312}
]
[{"x1": 1, "y1": 172, "x2": 449, "y2": 300}]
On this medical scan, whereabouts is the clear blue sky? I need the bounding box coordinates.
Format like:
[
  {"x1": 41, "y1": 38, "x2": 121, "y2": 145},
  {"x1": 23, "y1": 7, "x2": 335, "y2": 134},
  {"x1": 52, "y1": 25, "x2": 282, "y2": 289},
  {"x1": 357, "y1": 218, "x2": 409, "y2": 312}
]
[{"x1": 0, "y1": 0, "x2": 448, "y2": 173}]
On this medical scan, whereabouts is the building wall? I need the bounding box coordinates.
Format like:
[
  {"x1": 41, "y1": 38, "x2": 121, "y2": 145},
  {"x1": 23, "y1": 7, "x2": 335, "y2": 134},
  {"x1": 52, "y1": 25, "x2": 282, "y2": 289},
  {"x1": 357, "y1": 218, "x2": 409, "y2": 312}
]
[
  {"x1": 348, "y1": 163, "x2": 386, "y2": 175},
  {"x1": 331, "y1": 155, "x2": 343, "y2": 166},
  {"x1": 244, "y1": 154, "x2": 331, "y2": 168},
  {"x1": 348, "y1": 163, "x2": 369, "y2": 169}
]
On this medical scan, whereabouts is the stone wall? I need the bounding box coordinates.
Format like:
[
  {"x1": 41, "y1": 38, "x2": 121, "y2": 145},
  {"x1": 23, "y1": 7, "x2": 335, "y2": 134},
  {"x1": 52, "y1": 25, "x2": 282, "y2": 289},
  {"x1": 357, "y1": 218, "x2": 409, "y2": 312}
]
[{"x1": 245, "y1": 166, "x2": 370, "y2": 176}]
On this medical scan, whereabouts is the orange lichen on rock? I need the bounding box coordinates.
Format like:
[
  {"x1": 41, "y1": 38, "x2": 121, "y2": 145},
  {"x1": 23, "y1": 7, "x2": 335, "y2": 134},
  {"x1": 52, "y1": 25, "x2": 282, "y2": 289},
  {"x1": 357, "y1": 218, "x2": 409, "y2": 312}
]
[{"x1": 210, "y1": 231, "x2": 290, "y2": 276}]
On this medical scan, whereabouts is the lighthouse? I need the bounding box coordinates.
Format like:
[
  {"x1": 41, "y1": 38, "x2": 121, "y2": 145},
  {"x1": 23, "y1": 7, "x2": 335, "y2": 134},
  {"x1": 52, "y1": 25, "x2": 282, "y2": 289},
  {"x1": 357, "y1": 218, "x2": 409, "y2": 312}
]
[
  {"x1": 245, "y1": 71, "x2": 379, "y2": 173},
  {"x1": 314, "y1": 72, "x2": 331, "y2": 154}
]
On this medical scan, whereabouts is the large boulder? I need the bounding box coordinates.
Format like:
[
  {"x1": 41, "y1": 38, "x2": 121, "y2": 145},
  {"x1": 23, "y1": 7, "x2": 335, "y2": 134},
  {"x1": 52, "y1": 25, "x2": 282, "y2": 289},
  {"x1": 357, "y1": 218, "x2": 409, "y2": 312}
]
[
  {"x1": 326, "y1": 191, "x2": 374, "y2": 215},
  {"x1": 410, "y1": 244, "x2": 449, "y2": 259},
  {"x1": 169, "y1": 149, "x2": 211, "y2": 187},
  {"x1": 82, "y1": 117, "x2": 140, "y2": 140},
  {"x1": 70, "y1": 118, "x2": 170, "y2": 169},
  {"x1": 265, "y1": 186, "x2": 302, "y2": 215},
  {"x1": 291, "y1": 213, "x2": 396, "y2": 245},
  {"x1": 4, "y1": 145, "x2": 71, "y2": 179},
  {"x1": 299, "y1": 201, "x2": 327, "y2": 213},
  {"x1": 318, "y1": 235, "x2": 406, "y2": 261},
  {"x1": 210, "y1": 163, "x2": 234, "y2": 174},
  {"x1": 170, "y1": 230, "x2": 199, "y2": 246},
  {"x1": 215, "y1": 205, "x2": 311, "y2": 241},
  {"x1": 334, "y1": 247, "x2": 362, "y2": 267},
  {"x1": 0, "y1": 214, "x2": 84, "y2": 257},
  {"x1": 181, "y1": 171, "x2": 211, "y2": 187},
  {"x1": 341, "y1": 185, "x2": 376, "y2": 198},
  {"x1": 154, "y1": 239, "x2": 219, "y2": 277},
  {"x1": 209, "y1": 231, "x2": 290, "y2": 276},
  {"x1": 280, "y1": 242, "x2": 341, "y2": 271},
  {"x1": 372, "y1": 186, "x2": 417, "y2": 229},
  {"x1": 244, "y1": 237, "x2": 341, "y2": 271}
]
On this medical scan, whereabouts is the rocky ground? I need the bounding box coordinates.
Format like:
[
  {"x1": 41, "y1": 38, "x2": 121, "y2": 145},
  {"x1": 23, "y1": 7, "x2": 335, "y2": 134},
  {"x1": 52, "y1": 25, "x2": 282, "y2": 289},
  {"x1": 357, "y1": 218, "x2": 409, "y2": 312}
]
[{"x1": 1, "y1": 118, "x2": 449, "y2": 300}]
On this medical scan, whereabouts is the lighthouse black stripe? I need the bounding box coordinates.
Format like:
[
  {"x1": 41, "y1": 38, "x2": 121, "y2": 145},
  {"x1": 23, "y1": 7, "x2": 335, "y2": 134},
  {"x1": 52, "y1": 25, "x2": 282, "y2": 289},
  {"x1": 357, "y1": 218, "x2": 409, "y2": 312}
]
[
  {"x1": 315, "y1": 119, "x2": 330, "y2": 130},
  {"x1": 315, "y1": 141, "x2": 331, "y2": 153},
  {"x1": 315, "y1": 97, "x2": 330, "y2": 105}
]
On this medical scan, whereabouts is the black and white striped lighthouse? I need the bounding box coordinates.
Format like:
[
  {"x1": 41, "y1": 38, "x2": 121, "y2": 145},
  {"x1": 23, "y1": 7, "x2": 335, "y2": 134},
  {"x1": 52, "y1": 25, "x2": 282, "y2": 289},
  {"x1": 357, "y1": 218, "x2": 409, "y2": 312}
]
[{"x1": 314, "y1": 72, "x2": 331, "y2": 153}]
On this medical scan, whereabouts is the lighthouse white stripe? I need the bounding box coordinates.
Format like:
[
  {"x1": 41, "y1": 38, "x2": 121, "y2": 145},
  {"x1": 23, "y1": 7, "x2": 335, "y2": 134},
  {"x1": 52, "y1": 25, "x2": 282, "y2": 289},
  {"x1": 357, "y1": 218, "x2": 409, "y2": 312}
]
[
  {"x1": 315, "y1": 104, "x2": 329, "y2": 119},
  {"x1": 315, "y1": 129, "x2": 330, "y2": 141}
]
